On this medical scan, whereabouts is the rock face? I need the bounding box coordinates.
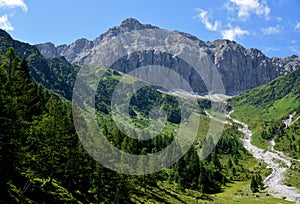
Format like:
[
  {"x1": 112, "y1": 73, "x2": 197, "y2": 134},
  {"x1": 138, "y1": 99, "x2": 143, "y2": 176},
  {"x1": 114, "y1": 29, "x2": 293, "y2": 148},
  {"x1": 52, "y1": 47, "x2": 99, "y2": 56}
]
[
  {"x1": 35, "y1": 42, "x2": 58, "y2": 59},
  {"x1": 35, "y1": 18, "x2": 300, "y2": 95}
]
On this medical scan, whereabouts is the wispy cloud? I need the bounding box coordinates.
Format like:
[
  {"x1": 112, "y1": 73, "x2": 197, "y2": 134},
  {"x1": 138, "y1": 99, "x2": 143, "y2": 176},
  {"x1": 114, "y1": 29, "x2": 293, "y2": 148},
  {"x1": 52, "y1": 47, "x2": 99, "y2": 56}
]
[
  {"x1": 263, "y1": 47, "x2": 280, "y2": 53},
  {"x1": 261, "y1": 25, "x2": 281, "y2": 35},
  {"x1": 276, "y1": 17, "x2": 282, "y2": 22},
  {"x1": 194, "y1": 8, "x2": 250, "y2": 42},
  {"x1": 295, "y1": 22, "x2": 300, "y2": 31},
  {"x1": 194, "y1": 9, "x2": 220, "y2": 31},
  {"x1": 229, "y1": 0, "x2": 270, "y2": 20},
  {"x1": 0, "y1": 0, "x2": 28, "y2": 12},
  {"x1": 221, "y1": 26, "x2": 249, "y2": 41},
  {"x1": 288, "y1": 45, "x2": 300, "y2": 55},
  {"x1": 0, "y1": 15, "x2": 13, "y2": 31}
]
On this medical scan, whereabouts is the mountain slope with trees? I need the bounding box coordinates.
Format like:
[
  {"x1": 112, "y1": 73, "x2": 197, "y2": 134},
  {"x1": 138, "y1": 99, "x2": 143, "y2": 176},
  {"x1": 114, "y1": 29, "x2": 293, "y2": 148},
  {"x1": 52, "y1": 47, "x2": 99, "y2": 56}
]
[
  {"x1": 0, "y1": 27, "x2": 298, "y2": 203},
  {"x1": 230, "y1": 67, "x2": 300, "y2": 151},
  {"x1": 1, "y1": 47, "x2": 289, "y2": 203},
  {"x1": 0, "y1": 29, "x2": 78, "y2": 99}
]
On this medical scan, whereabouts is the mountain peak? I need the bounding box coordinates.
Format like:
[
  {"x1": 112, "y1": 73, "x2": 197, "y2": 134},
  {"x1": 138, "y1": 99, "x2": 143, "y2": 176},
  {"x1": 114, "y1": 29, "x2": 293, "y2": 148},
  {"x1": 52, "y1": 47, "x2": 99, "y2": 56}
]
[
  {"x1": 92, "y1": 18, "x2": 159, "y2": 45},
  {"x1": 120, "y1": 18, "x2": 142, "y2": 27},
  {"x1": 118, "y1": 18, "x2": 158, "y2": 31}
]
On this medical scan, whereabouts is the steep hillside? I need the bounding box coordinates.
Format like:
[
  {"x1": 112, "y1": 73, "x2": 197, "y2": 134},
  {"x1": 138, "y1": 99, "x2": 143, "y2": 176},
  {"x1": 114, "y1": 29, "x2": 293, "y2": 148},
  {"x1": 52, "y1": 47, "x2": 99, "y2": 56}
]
[
  {"x1": 228, "y1": 66, "x2": 300, "y2": 200},
  {"x1": 0, "y1": 29, "x2": 78, "y2": 99},
  {"x1": 1, "y1": 49, "x2": 288, "y2": 203},
  {"x1": 230, "y1": 67, "x2": 300, "y2": 150}
]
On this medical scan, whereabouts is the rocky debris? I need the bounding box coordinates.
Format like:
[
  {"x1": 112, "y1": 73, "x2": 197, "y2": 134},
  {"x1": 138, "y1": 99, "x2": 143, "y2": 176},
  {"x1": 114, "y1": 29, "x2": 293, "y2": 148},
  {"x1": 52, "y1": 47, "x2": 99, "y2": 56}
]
[
  {"x1": 282, "y1": 111, "x2": 300, "y2": 129},
  {"x1": 227, "y1": 111, "x2": 300, "y2": 203},
  {"x1": 272, "y1": 55, "x2": 300, "y2": 75}
]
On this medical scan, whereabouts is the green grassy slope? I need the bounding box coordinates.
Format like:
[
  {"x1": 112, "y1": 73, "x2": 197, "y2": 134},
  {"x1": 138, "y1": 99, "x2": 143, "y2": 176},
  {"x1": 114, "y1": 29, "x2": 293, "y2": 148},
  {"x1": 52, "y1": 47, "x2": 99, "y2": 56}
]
[{"x1": 230, "y1": 68, "x2": 300, "y2": 150}]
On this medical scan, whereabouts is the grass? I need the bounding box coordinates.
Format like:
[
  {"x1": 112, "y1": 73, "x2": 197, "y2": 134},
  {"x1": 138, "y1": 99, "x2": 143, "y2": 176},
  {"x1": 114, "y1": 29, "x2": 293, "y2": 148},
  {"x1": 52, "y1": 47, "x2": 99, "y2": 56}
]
[
  {"x1": 196, "y1": 114, "x2": 211, "y2": 142},
  {"x1": 231, "y1": 94, "x2": 300, "y2": 150},
  {"x1": 131, "y1": 180, "x2": 294, "y2": 204},
  {"x1": 214, "y1": 181, "x2": 293, "y2": 204},
  {"x1": 131, "y1": 180, "x2": 207, "y2": 204},
  {"x1": 285, "y1": 161, "x2": 300, "y2": 189},
  {"x1": 229, "y1": 104, "x2": 269, "y2": 150},
  {"x1": 273, "y1": 118, "x2": 300, "y2": 160}
]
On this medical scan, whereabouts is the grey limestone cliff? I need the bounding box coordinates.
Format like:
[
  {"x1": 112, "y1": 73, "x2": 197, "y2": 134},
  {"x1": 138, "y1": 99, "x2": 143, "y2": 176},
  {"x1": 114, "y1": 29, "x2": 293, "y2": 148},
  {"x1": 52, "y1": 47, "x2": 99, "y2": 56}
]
[{"x1": 35, "y1": 18, "x2": 300, "y2": 95}]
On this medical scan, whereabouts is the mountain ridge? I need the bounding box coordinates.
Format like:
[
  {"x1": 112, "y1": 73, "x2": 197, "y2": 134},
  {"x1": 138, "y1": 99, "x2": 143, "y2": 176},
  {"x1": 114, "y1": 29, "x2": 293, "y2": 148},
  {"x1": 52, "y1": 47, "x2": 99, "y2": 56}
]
[
  {"x1": 0, "y1": 29, "x2": 79, "y2": 99},
  {"x1": 35, "y1": 18, "x2": 300, "y2": 95}
]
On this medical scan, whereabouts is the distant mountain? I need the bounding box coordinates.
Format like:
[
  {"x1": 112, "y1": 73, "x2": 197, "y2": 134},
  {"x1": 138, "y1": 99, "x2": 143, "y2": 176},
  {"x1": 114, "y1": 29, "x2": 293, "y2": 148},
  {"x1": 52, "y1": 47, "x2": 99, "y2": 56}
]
[{"x1": 36, "y1": 18, "x2": 300, "y2": 95}]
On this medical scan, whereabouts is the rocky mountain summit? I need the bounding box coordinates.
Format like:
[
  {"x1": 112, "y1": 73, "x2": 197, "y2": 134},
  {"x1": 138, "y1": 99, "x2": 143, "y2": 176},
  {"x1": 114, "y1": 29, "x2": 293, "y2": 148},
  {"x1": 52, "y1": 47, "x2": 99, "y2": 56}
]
[{"x1": 35, "y1": 18, "x2": 300, "y2": 95}]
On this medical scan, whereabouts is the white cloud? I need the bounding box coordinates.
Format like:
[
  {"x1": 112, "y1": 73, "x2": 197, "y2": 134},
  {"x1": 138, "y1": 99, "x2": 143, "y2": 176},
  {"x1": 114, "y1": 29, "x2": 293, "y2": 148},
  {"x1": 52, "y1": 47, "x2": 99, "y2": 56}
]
[
  {"x1": 229, "y1": 0, "x2": 270, "y2": 20},
  {"x1": 276, "y1": 17, "x2": 282, "y2": 22},
  {"x1": 295, "y1": 22, "x2": 300, "y2": 31},
  {"x1": 261, "y1": 25, "x2": 281, "y2": 35},
  {"x1": 221, "y1": 26, "x2": 249, "y2": 41},
  {"x1": 194, "y1": 9, "x2": 220, "y2": 31},
  {"x1": 0, "y1": 0, "x2": 28, "y2": 31},
  {"x1": 0, "y1": 15, "x2": 13, "y2": 31},
  {"x1": 0, "y1": 0, "x2": 28, "y2": 12}
]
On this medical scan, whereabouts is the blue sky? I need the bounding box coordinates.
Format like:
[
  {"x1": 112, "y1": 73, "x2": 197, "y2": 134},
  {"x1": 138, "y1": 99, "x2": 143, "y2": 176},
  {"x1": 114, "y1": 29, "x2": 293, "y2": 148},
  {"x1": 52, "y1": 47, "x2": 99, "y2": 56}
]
[{"x1": 0, "y1": 0, "x2": 299, "y2": 58}]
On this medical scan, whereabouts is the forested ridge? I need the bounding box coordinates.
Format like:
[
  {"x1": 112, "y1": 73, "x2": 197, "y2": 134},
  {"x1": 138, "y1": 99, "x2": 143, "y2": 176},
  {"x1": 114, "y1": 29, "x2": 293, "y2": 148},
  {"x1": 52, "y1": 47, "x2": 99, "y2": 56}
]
[
  {"x1": 0, "y1": 47, "x2": 266, "y2": 203},
  {"x1": 0, "y1": 29, "x2": 78, "y2": 100}
]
